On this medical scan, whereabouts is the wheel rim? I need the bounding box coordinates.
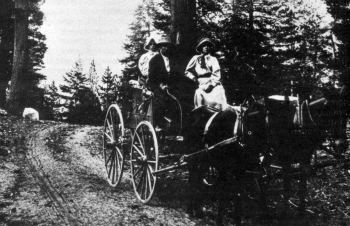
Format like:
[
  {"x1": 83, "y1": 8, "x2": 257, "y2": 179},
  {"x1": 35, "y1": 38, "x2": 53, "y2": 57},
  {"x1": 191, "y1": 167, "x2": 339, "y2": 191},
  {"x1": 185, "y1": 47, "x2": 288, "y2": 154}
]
[
  {"x1": 103, "y1": 105, "x2": 125, "y2": 187},
  {"x1": 130, "y1": 121, "x2": 158, "y2": 203}
]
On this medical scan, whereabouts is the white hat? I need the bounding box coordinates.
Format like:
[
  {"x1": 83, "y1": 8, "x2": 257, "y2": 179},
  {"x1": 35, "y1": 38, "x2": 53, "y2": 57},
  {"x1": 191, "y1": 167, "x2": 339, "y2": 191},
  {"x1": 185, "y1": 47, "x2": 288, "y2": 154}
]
[
  {"x1": 157, "y1": 35, "x2": 172, "y2": 46},
  {"x1": 196, "y1": 38, "x2": 215, "y2": 52}
]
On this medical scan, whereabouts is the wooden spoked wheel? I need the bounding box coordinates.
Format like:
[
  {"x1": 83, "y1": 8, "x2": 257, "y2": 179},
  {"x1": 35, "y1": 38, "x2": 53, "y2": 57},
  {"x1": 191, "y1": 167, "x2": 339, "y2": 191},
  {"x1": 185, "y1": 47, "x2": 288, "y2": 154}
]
[
  {"x1": 130, "y1": 121, "x2": 159, "y2": 203},
  {"x1": 103, "y1": 104, "x2": 125, "y2": 187}
]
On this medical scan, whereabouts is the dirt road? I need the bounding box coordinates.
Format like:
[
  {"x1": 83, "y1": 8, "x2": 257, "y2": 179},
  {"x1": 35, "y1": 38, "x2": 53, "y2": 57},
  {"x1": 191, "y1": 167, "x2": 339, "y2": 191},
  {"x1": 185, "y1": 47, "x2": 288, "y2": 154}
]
[
  {"x1": 1, "y1": 120, "x2": 350, "y2": 225},
  {"x1": 2, "y1": 123, "x2": 206, "y2": 225}
]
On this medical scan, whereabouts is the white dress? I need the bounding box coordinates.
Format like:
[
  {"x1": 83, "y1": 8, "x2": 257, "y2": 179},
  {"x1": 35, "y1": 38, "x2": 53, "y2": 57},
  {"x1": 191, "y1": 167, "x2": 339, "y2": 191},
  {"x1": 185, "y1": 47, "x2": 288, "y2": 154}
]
[{"x1": 185, "y1": 54, "x2": 228, "y2": 110}]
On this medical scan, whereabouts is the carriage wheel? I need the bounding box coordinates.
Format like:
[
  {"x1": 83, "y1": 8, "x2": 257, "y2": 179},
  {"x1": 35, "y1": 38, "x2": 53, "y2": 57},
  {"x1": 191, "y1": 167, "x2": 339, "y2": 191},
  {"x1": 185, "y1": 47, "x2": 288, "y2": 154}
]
[
  {"x1": 103, "y1": 104, "x2": 125, "y2": 187},
  {"x1": 130, "y1": 121, "x2": 159, "y2": 203}
]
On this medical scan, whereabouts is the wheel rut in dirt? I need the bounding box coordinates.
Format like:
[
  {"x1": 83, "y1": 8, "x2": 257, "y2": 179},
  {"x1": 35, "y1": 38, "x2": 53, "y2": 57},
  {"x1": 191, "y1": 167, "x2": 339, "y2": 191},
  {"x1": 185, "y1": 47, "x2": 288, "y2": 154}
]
[
  {"x1": 27, "y1": 125, "x2": 82, "y2": 225},
  {"x1": 25, "y1": 124, "x2": 199, "y2": 225}
]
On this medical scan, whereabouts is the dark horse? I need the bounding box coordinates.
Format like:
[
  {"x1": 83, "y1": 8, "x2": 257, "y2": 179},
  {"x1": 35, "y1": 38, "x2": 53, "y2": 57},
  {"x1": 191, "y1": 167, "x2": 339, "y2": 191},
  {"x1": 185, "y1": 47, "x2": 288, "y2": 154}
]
[
  {"x1": 264, "y1": 83, "x2": 348, "y2": 214},
  {"x1": 184, "y1": 84, "x2": 348, "y2": 224},
  {"x1": 184, "y1": 102, "x2": 268, "y2": 225}
]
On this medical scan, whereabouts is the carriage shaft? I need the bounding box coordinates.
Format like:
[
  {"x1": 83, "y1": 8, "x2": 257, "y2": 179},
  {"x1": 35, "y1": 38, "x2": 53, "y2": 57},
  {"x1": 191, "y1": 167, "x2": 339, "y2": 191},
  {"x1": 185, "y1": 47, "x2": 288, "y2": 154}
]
[
  {"x1": 152, "y1": 136, "x2": 238, "y2": 175},
  {"x1": 152, "y1": 162, "x2": 188, "y2": 175},
  {"x1": 183, "y1": 136, "x2": 238, "y2": 161}
]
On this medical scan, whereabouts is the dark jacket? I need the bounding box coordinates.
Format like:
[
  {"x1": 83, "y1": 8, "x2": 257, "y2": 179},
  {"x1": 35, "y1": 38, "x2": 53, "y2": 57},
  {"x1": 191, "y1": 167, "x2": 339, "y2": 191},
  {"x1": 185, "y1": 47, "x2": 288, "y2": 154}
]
[{"x1": 148, "y1": 53, "x2": 176, "y2": 91}]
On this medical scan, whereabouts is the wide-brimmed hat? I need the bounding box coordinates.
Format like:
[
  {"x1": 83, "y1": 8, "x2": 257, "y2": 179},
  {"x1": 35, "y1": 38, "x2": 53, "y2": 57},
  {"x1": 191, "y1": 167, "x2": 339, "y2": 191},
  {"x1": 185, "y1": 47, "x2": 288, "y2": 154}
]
[
  {"x1": 157, "y1": 35, "x2": 173, "y2": 46},
  {"x1": 196, "y1": 38, "x2": 215, "y2": 52},
  {"x1": 144, "y1": 37, "x2": 157, "y2": 50}
]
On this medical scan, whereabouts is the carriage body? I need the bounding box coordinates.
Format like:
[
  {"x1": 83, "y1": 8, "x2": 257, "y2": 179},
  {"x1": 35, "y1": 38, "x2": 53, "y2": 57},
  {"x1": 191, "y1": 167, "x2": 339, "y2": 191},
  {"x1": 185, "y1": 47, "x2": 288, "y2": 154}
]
[
  {"x1": 102, "y1": 83, "x2": 189, "y2": 203},
  {"x1": 102, "y1": 80, "x2": 348, "y2": 221}
]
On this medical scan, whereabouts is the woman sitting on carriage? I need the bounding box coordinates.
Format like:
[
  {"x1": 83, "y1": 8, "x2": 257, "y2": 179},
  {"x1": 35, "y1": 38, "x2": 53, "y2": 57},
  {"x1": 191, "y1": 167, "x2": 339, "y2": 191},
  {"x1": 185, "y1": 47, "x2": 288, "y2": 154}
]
[
  {"x1": 185, "y1": 38, "x2": 229, "y2": 111},
  {"x1": 138, "y1": 36, "x2": 158, "y2": 86}
]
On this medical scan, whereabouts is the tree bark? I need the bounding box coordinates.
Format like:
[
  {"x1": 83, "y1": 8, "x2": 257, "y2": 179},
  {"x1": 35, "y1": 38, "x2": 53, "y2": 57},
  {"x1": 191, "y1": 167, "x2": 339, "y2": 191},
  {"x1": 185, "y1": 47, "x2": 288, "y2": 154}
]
[
  {"x1": 170, "y1": 0, "x2": 196, "y2": 58},
  {"x1": 170, "y1": 0, "x2": 197, "y2": 112},
  {"x1": 0, "y1": 0, "x2": 14, "y2": 108},
  {"x1": 7, "y1": 0, "x2": 29, "y2": 115},
  {"x1": 248, "y1": 0, "x2": 254, "y2": 32}
]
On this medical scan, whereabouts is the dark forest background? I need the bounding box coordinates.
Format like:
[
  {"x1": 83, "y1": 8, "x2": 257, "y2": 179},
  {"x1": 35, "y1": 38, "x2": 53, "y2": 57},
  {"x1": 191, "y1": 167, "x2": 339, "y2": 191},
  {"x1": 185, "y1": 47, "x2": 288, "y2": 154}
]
[{"x1": 0, "y1": 0, "x2": 349, "y2": 125}]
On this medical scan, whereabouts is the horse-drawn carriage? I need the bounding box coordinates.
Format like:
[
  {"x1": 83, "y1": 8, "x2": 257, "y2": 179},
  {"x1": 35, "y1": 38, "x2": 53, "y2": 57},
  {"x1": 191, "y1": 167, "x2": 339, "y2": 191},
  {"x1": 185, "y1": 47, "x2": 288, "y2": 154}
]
[{"x1": 102, "y1": 79, "x2": 349, "y2": 223}]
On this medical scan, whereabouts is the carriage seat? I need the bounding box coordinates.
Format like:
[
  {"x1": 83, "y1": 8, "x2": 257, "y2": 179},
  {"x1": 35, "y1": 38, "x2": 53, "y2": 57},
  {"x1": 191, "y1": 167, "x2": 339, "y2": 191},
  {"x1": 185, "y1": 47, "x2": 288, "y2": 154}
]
[{"x1": 268, "y1": 95, "x2": 299, "y2": 104}]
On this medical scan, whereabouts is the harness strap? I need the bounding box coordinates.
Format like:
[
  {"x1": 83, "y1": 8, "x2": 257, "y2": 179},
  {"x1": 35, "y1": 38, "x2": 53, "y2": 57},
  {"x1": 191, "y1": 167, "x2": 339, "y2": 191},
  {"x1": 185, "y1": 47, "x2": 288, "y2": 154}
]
[
  {"x1": 304, "y1": 100, "x2": 316, "y2": 126},
  {"x1": 203, "y1": 112, "x2": 219, "y2": 136}
]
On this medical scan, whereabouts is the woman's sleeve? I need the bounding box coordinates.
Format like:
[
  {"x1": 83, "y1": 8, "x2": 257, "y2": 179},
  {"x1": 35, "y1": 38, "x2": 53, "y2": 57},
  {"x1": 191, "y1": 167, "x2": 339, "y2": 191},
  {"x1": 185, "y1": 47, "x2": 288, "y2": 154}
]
[
  {"x1": 184, "y1": 56, "x2": 198, "y2": 80},
  {"x1": 210, "y1": 57, "x2": 221, "y2": 85},
  {"x1": 138, "y1": 54, "x2": 145, "y2": 75}
]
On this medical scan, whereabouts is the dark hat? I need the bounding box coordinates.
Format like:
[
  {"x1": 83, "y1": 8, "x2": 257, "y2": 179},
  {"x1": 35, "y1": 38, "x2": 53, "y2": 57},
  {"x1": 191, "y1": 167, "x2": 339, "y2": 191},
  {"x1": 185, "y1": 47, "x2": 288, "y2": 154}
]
[
  {"x1": 144, "y1": 37, "x2": 157, "y2": 50},
  {"x1": 196, "y1": 38, "x2": 215, "y2": 52}
]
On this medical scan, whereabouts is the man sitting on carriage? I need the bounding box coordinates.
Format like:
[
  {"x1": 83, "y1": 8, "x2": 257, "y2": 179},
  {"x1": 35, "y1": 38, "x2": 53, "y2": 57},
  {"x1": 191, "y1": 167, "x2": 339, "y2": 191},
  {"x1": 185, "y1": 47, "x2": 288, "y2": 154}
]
[{"x1": 146, "y1": 35, "x2": 182, "y2": 133}]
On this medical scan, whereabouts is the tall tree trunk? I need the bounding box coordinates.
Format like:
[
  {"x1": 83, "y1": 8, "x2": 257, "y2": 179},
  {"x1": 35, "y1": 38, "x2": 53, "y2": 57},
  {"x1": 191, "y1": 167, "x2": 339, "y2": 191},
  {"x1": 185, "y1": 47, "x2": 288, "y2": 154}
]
[
  {"x1": 0, "y1": 0, "x2": 14, "y2": 108},
  {"x1": 7, "y1": 0, "x2": 29, "y2": 115},
  {"x1": 170, "y1": 0, "x2": 196, "y2": 59},
  {"x1": 170, "y1": 0, "x2": 197, "y2": 112},
  {"x1": 248, "y1": 0, "x2": 254, "y2": 31}
]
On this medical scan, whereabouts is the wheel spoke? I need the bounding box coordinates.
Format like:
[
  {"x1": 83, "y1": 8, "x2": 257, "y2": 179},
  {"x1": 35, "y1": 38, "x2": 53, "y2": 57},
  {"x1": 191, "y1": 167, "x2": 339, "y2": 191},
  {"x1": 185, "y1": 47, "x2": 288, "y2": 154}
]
[
  {"x1": 103, "y1": 105, "x2": 124, "y2": 187},
  {"x1": 146, "y1": 166, "x2": 153, "y2": 191},
  {"x1": 116, "y1": 148, "x2": 123, "y2": 169},
  {"x1": 135, "y1": 132, "x2": 145, "y2": 153},
  {"x1": 133, "y1": 165, "x2": 144, "y2": 178},
  {"x1": 115, "y1": 149, "x2": 120, "y2": 174},
  {"x1": 105, "y1": 151, "x2": 113, "y2": 166},
  {"x1": 142, "y1": 173, "x2": 148, "y2": 200},
  {"x1": 111, "y1": 154, "x2": 116, "y2": 184},
  {"x1": 132, "y1": 144, "x2": 145, "y2": 158},
  {"x1": 136, "y1": 168, "x2": 145, "y2": 193},
  {"x1": 141, "y1": 167, "x2": 148, "y2": 199},
  {"x1": 141, "y1": 126, "x2": 146, "y2": 150},
  {"x1": 106, "y1": 118, "x2": 113, "y2": 138},
  {"x1": 104, "y1": 132, "x2": 113, "y2": 143},
  {"x1": 109, "y1": 110, "x2": 114, "y2": 127},
  {"x1": 130, "y1": 121, "x2": 157, "y2": 203},
  {"x1": 107, "y1": 151, "x2": 115, "y2": 179},
  {"x1": 141, "y1": 126, "x2": 148, "y2": 156},
  {"x1": 148, "y1": 165, "x2": 155, "y2": 176}
]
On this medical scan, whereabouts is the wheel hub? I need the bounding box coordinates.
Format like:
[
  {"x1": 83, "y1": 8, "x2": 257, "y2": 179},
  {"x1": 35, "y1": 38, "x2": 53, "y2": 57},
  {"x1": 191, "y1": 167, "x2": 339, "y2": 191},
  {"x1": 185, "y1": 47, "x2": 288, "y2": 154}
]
[{"x1": 141, "y1": 155, "x2": 148, "y2": 162}]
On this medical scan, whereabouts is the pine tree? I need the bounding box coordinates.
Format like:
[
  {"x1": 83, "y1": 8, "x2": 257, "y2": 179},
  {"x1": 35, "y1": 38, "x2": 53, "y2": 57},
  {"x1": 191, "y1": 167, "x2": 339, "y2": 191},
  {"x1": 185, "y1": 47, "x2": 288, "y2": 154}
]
[
  {"x1": 7, "y1": 0, "x2": 47, "y2": 115},
  {"x1": 128, "y1": 0, "x2": 339, "y2": 103},
  {"x1": 87, "y1": 59, "x2": 99, "y2": 91},
  {"x1": 263, "y1": 0, "x2": 336, "y2": 90},
  {"x1": 43, "y1": 81, "x2": 60, "y2": 120},
  {"x1": 59, "y1": 60, "x2": 102, "y2": 124},
  {"x1": 22, "y1": 14, "x2": 48, "y2": 110},
  {"x1": 99, "y1": 66, "x2": 117, "y2": 111},
  {"x1": 69, "y1": 86, "x2": 103, "y2": 125},
  {"x1": 59, "y1": 60, "x2": 88, "y2": 116},
  {"x1": 119, "y1": 1, "x2": 160, "y2": 112},
  {"x1": 120, "y1": 3, "x2": 154, "y2": 80},
  {"x1": 325, "y1": 0, "x2": 350, "y2": 88},
  {"x1": 152, "y1": 0, "x2": 171, "y2": 34},
  {"x1": 60, "y1": 60, "x2": 88, "y2": 101}
]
